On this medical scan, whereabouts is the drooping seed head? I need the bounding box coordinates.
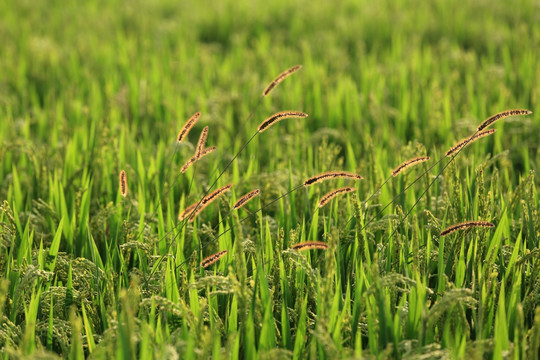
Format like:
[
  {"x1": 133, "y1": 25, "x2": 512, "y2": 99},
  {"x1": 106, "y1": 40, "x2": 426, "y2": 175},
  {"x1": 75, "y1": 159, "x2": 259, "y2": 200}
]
[
  {"x1": 318, "y1": 187, "x2": 355, "y2": 208},
  {"x1": 445, "y1": 129, "x2": 496, "y2": 157},
  {"x1": 178, "y1": 201, "x2": 199, "y2": 221},
  {"x1": 200, "y1": 146, "x2": 217, "y2": 157},
  {"x1": 477, "y1": 109, "x2": 532, "y2": 131},
  {"x1": 303, "y1": 171, "x2": 363, "y2": 186},
  {"x1": 200, "y1": 250, "x2": 228, "y2": 268},
  {"x1": 263, "y1": 65, "x2": 302, "y2": 97},
  {"x1": 189, "y1": 184, "x2": 233, "y2": 222},
  {"x1": 181, "y1": 146, "x2": 217, "y2": 173},
  {"x1": 233, "y1": 189, "x2": 261, "y2": 210},
  {"x1": 391, "y1": 156, "x2": 430, "y2": 177},
  {"x1": 181, "y1": 156, "x2": 197, "y2": 174},
  {"x1": 440, "y1": 220, "x2": 495, "y2": 236},
  {"x1": 257, "y1": 111, "x2": 308, "y2": 133},
  {"x1": 291, "y1": 241, "x2": 329, "y2": 251},
  {"x1": 202, "y1": 184, "x2": 233, "y2": 205}
]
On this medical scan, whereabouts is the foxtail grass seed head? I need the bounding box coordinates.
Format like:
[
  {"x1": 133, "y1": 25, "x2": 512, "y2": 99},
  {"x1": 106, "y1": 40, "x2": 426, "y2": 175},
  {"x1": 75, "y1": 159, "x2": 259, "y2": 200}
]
[
  {"x1": 257, "y1": 111, "x2": 308, "y2": 133},
  {"x1": 291, "y1": 241, "x2": 329, "y2": 251},
  {"x1": 263, "y1": 65, "x2": 302, "y2": 96},
  {"x1": 303, "y1": 171, "x2": 363, "y2": 186},
  {"x1": 181, "y1": 156, "x2": 197, "y2": 174},
  {"x1": 391, "y1": 156, "x2": 430, "y2": 177},
  {"x1": 181, "y1": 146, "x2": 218, "y2": 173},
  {"x1": 177, "y1": 112, "x2": 201, "y2": 143},
  {"x1": 201, "y1": 250, "x2": 228, "y2": 268},
  {"x1": 440, "y1": 221, "x2": 495, "y2": 236},
  {"x1": 187, "y1": 202, "x2": 208, "y2": 223},
  {"x1": 477, "y1": 109, "x2": 532, "y2": 131},
  {"x1": 189, "y1": 184, "x2": 233, "y2": 222},
  {"x1": 233, "y1": 189, "x2": 261, "y2": 210},
  {"x1": 202, "y1": 184, "x2": 233, "y2": 205},
  {"x1": 445, "y1": 129, "x2": 496, "y2": 157},
  {"x1": 178, "y1": 202, "x2": 199, "y2": 221},
  {"x1": 200, "y1": 146, "x2": 217, "y2": 157},
  {"x1": 119, "y1": 170, "x2": 128, "y2": 197},
  {"x1": 318, "y1": 187, "x2": 355, "y2": 208},
  {"x1": 195, "y1": 126, "x2": 209, "y2": 159}
]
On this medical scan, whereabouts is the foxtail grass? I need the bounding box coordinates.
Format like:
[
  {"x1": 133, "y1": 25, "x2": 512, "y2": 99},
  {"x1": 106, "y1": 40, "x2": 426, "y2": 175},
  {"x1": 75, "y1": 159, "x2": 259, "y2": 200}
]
[
  {"x1": 262, "y1": 65, "x2": 302, "y2": 96},
  {"x1": 365, "y1": 110, "x2": 519, "y2": 260},
  {"x1": 445, "y1": 129, "x2": 496, "y2": 157},
  {"x1": 188, "y1": 184, "x2": 233, "y2": 222},
  {"x1": 391, "y1": 156, "x2": 430, "y2": 177},
  {"x1": 195, "y1": 126, "x2": 209, "y2": 159},
  {"x1": 180, "y1": 157, "x2": 197, "y2": 174},
  {"x1": 145, "y1": 111, "x2": 205, "y2": 228},
  {"x1": 439, "y1": 220, "x2": 495, "y2": 236},
  {"x1": 200, "y1": 250, "x2": 228, "y2": 268},
  {"x1": 147, "y1": 66, "x2": 306, "y2": 283},
  {"x1": 119, "y1": 170, "x2": 128, "y2": 197},
  {"x1": 233, "y1": 189, "x2": 261, "y2": 210},
  {"x1": 304, "y1": 171, "x2": 363, "y2": 186},
  {"x1": 290, "y1": 241, "x2": 329, "y2": 251},
  {"x1": 178, "y1": 202, "x2": 199, "y2": 221},
  {"x1": 174, "y1": 183, "x2": 304, "y2": 272},
  {"x1": 257, "y1": 111, "x2": 308, "y2": 133},
  {"x1": 200, "y1": 146, "x2": 217, "y2": 157},
  {"x1": 318, "y1": 187, "x2": 355, "y2": 208},
  {"x1": 181, "y1": 146, "x2": 217, "y2": 173},
  {"x1": 177, "y1": 111, "x2": 202, "y2": 143},
  {"x1": 476, "y1": 109, "x2": 532, "y2": 131},
  {"x1": 340, "y1": 109, "x2": 520, "y2": 250}
]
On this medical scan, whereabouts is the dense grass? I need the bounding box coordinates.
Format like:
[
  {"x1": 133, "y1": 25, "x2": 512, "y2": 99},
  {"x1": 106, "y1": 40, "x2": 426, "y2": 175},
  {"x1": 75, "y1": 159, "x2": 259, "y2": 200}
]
[{"x1": 1, "y1": 0, "x2": 539, "y2": 358}]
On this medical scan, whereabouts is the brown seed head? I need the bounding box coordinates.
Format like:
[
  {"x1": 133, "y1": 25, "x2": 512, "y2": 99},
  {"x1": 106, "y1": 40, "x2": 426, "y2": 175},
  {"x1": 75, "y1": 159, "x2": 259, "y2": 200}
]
[
  {"x1": 318, "y1": 187, "x2": 355, "y2": 208},
  {"x1": 477, "y1": 109, "x2": 532, "y2": 131},
  {"x1": 445, "y1": 129, "x2": 496, "y2": 157},
  {"x1": 391, "y1": 156, "x2": 430, "y2": 177},
  {"x1": 189, "y1": 184, "x2": 233, "y2": 222},
  {"x1": 181, "y1": 146, "x2": 218, "y2": 173},
  {"x1": 200, "y1": 250, "x2": 228, "y2": 268},
  {"x1": 200, "y1": 146, "x2": 217, "y2": 157},
  {"x1": 178, "y1": 201, "x2": 199, "y2": 221},
  {"x1": 233, "y1": 189, "x2": 261, "y2": 210},
  {"x1": 177, "y1": 112, "x2": 201, "y2": 143},
  {"x1": 181, "y1": 156, "x2": 197, "y2": 174},
  {"x1": 263, "y1": 65, "x2": 302, "y2": 97},
  {"x1": 303, "y1": 171, "x2": 363, "y2": 186},
  {"x1": 440, "y1": 221, "x2": 495, "y2": 236},
  {"x1": 257, "y1": 111, "x2": 308, "y2": 133},
  {"x1": 195, "y1": 126, "x2": 209, "y2": 159},
  {"x1": 291, "y1": 241, "x2": 329, "y2": 251},
  {"x1": 119, "y1": 170, "x2": 128, "y2": 197}
]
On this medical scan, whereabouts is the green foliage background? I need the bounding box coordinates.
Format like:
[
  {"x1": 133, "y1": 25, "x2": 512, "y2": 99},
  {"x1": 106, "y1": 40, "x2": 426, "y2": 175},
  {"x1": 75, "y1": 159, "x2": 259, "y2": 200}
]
[{"x1": 0, "y1": 0, "x2": 539, "y2": 358}]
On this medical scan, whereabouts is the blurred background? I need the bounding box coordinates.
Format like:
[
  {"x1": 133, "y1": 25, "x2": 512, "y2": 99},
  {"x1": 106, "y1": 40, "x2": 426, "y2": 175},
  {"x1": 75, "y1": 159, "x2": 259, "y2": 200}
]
[{"x1": 1, "y1": 0, "x2": 538, "y2": 164}]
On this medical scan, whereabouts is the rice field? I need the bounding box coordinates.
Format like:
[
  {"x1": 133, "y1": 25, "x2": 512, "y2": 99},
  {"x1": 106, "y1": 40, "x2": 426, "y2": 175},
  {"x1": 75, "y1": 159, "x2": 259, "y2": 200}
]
[{"x1": 1, "y1": 0, "x2": 539, "y2": 358}]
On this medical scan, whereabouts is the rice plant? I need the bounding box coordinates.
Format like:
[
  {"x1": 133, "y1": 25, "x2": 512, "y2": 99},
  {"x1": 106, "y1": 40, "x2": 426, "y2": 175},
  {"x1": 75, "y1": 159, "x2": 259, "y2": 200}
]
[{"x1": 0, "y1": 0, "x2": 539, "y2": 359}]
